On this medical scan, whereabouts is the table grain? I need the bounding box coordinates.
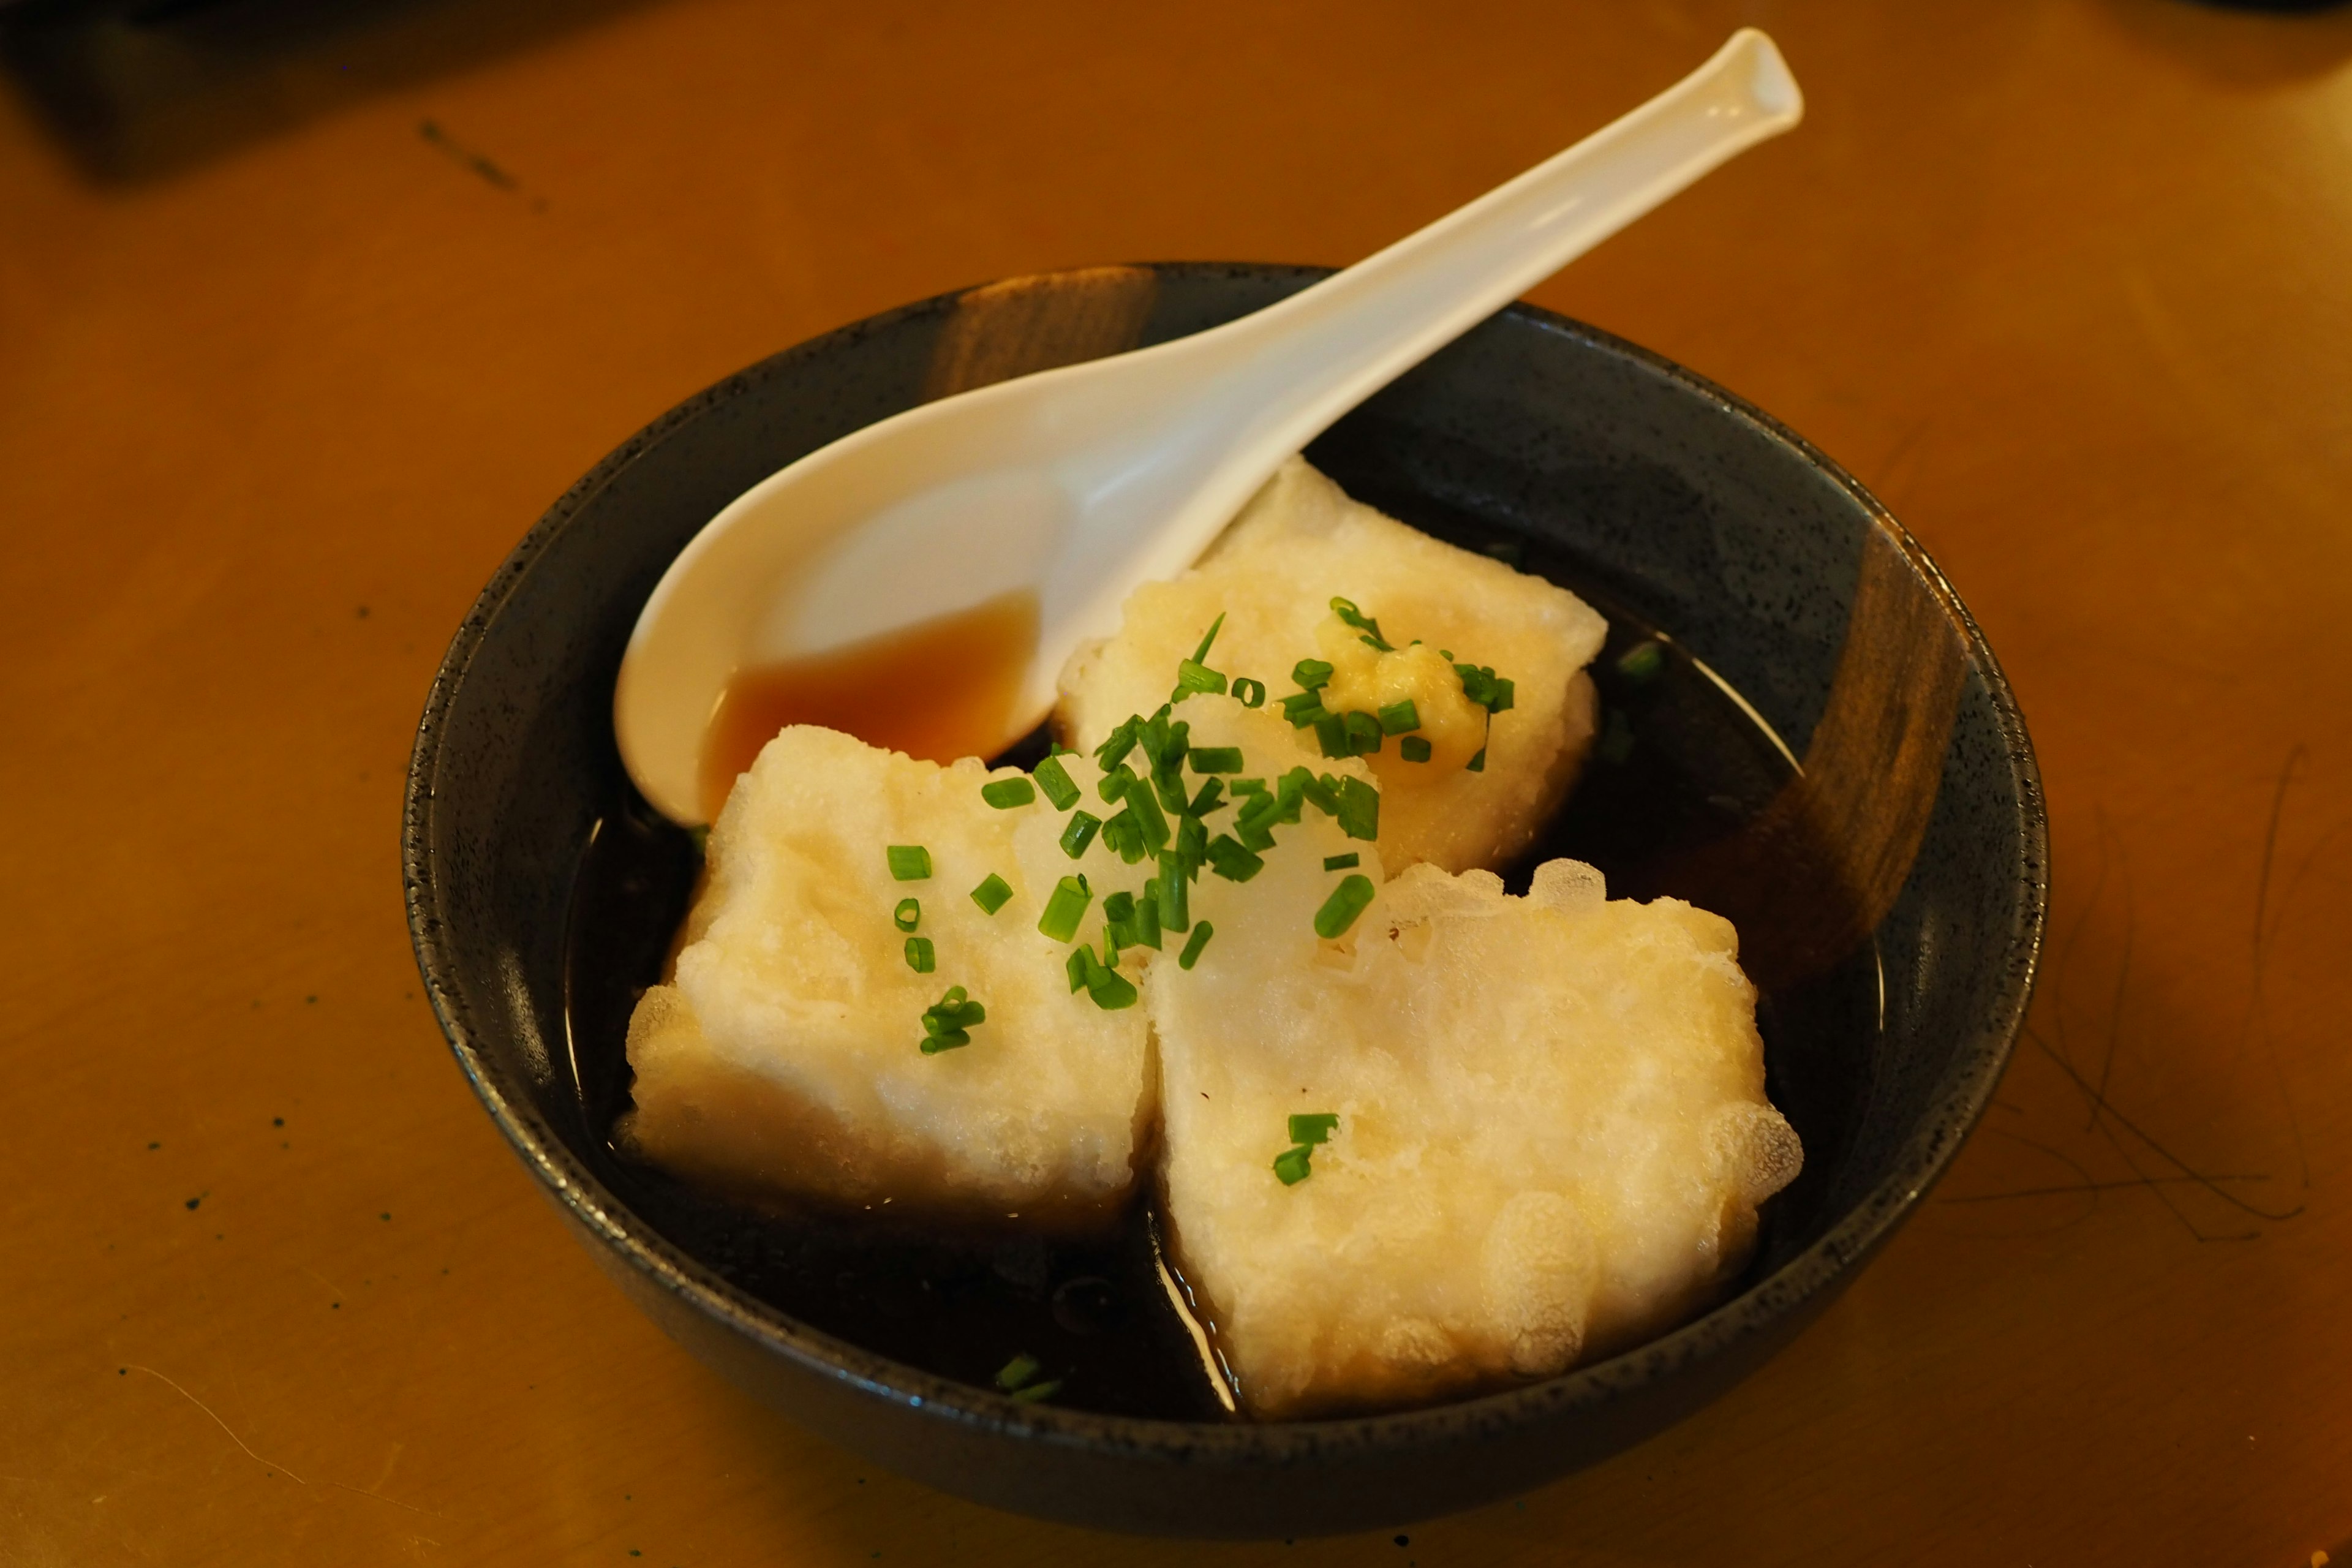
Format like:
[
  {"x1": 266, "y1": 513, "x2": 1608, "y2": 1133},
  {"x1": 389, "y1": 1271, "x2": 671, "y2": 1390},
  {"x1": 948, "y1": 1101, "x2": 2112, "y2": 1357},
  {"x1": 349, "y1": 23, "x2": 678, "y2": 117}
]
[{"x1": 4, "y1": 1, "x2": 2348, "y2": 1562}]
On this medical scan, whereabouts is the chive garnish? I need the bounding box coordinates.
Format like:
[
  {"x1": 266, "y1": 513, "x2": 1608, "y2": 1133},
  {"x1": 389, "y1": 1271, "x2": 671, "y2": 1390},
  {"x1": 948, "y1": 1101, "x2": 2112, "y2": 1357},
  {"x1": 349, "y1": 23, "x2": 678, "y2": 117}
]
[
  {"x1": 1313, "y1": 712, "x2": 1349, "y2": 758},
  {"x1": 1299, "y1": 772, "x2": 1340, "y2": 816},
  {"x1": 1272, "y1": 1145, "x2": 1314, "y2": 1186},
  {"x1": 970, "y1": 873, "x2": 1013, "y2": 914},
  {"x1": 918, "y1": 985, "x2": 985, "y2": 1052},
  {"x1": 1377, "y1": 699, "x2": 1420, "y2": 735},
  {"x1": 1134, "y1": 880, "x2": 1163, "y2": 948},
  {"x1": 1098, "y1": 763, "x2": 1137, "y2": 803},
  {"x1": 1289, "y1": 1112, "x2": 1339, "y2": 1145},
  {"x1": 1400, "y1": 736, "x2": 1433, "y2": 763},
  {"x1": 1065, "y1": 947, "x2": 1091, "y2": 993},
  {"x1": 1188, "y1": 777, "x2": 1227, "y2": 816},
  {"x1": 1281, "y1": 692, "x2": 1331, "y2": 729},
  {"x1": 893, "y1": 897, "x2": 921, "y2": 932},
  {"x1": 1329, "y1": 597, "x2": 1392, "y2": 652},
  {"x1": 1323, "y1": 853, "x2": 1359, "y2": 871},
  {"x1": 1232, "y1": 677, "x2": 1266, "y2": 708},
  {"x1": 1061, "y1": 810, "x2": 1102, "y2": 859},
  {"x1": 1191, "y1": 612, "x2": 1227, "y2": 664},
  {"x1": 886, "y1": 845, "x2": 931, "y2": 881},
  {"x1": 1615, "y1": 641, "x2": 1665, "y2": 683},
  {"x1": 1313, "y1": 873, "x2": 1376, "y2": 938},
  {"x1": 1038, "y1": 875, "x2": 1093, "y2": 942},
  {"x1": 1094, "y1": 719, "x2": 1139, "y2": 772},
  {"x1": 981, "y1": 777, "x2": 1036, "y2": 809},
  {"x1": 1101, "y1": 809, "x2": 1145, "y2": 864},
  {"x1": 1174, "y1": 658, "x2": 1227, "y2": 698},
  {"x1": 1233, "y1": 812, "x2": 1276, "y2": 854},
  {"x1": 1205, "y1": 835, "x2": 1264, "y2": 883},
  {"x1": 1156, "y1": 851, "x2": 1189, "y2": 933},
  {"x1": 1336, "y1": 777, "x2": 1379, "y2": 842},
  {"x1": 1125, "y1": 782, "x2": 1171, "y2": 853},
  {"x1": 1291, "y1": 658, "x2": 1334, "y2": 691},
  {"x1": 1033, "y1": 753, "x2": 1082, "y2": 810},
  {"x1": 1088, "y1": 967, "x2": 1139, "y2": 1011},
  {"x1": 1010, "y1": 1379, "x2": 1063, "y2": 1403},
  {"x1": 1466, "y1": 746, "x2": 1488, "y2": 772},
  {"x1": 1177, "y1": 920, "x2": 1215, "y2": 970},
  {"x1": 1454, "y1": 663, "x2": 1516, "y2": 714},
  {"x1": 1343, "y1": 710, "x2": 1382, "y2": 756},
  {"x1": 996, "y1": 1353, "x2": 1042, "y2": 1391},
  {"x1": 1187, "y1": 746, "x2": 1243, "y2": 774},
  {"x1": 903, "y1": 935, "x2": 936, "y2": 973},
  {"x1": 1174, "y1": 813, "x2": 1208, "y2": 880}
]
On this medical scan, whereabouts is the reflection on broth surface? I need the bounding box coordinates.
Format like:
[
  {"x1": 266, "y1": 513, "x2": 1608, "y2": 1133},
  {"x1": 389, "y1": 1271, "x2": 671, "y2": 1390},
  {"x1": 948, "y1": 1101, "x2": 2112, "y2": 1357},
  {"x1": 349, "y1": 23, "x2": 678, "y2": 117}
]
[{"x1": 565, "y1": 551, "x2": 1877, "y2": 1422}]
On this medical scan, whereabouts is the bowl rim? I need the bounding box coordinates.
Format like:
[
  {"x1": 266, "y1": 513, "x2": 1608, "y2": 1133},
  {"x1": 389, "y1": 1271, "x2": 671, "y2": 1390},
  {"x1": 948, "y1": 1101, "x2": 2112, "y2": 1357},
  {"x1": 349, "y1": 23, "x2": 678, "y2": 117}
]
[{"x1": 403, "y1": 260, "x2": 2048, "y2": 1465}]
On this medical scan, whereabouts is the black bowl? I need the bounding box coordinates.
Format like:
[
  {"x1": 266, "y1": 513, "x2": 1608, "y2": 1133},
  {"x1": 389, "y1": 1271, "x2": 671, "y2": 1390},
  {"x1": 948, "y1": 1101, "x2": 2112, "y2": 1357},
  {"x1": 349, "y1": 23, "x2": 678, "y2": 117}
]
[{"x1": 402, "y1": 263, "x2": 2045, "y2": 1537}]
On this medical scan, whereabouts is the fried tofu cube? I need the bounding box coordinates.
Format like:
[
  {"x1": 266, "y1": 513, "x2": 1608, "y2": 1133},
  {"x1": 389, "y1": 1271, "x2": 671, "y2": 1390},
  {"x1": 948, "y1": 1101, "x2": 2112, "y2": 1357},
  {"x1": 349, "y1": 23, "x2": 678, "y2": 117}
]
[
  {"x1": 1057, "y1": 458, "x2": 1607, "y2": 875},
  {"x1": 620, "y1": 725, "x2": 1156, "y2": 1223},
  {"x1": 1153, "y1": 858, "x2": 1801, "y2": 1419}
]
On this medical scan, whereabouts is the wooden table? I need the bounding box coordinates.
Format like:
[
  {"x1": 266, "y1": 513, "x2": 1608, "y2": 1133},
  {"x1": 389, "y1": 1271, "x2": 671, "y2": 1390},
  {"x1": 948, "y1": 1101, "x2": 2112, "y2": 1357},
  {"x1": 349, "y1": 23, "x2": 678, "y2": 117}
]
[{"x1": 5, "y1": 1, "x2": 2348, "y2": 1561}]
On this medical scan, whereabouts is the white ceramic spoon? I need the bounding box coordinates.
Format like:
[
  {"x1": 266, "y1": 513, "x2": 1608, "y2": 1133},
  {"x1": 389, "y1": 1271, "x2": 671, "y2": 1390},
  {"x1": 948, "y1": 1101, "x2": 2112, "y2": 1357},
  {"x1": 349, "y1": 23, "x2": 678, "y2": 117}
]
[{"x1": 617, "y1": 28, "x2": 1801, "y2": 825}]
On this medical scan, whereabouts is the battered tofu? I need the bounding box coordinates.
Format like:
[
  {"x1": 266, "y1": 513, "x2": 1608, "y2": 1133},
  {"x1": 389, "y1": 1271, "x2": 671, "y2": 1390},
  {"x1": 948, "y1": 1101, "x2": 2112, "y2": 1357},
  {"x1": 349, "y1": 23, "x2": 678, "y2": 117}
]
[
  {"x1": 1153, "y1": 858, "x2": 1801, "y2": 1419},
  {"x1": 621, "y1": 726, "x2": 1156, "y2": 1223},
  {"x1": 1057, "y1": 458, "x2": 1607, "y2": 875}
]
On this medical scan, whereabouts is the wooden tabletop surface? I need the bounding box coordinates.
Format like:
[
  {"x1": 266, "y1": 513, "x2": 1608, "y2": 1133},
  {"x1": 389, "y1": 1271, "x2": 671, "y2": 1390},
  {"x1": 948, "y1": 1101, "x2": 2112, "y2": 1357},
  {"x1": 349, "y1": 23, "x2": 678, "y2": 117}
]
[{"x1": 6, "y1": 1, "x2": 2350, "y2": 1562}]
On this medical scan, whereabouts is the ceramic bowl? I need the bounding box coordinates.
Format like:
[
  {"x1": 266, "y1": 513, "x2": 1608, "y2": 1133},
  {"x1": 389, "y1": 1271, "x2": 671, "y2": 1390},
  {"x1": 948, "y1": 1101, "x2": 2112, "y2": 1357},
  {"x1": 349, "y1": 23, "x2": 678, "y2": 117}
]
[{"x1": 402, "y1": 262, "x2": 2046, "y2": 1538}]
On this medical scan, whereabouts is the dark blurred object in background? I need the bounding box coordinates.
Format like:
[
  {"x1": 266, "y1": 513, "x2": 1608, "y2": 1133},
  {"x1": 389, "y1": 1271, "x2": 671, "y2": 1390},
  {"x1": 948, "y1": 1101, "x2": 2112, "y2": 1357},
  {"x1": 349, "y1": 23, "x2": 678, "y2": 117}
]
[{"x1": 0, "y1": 0, "x2": 646, "y2": 181}]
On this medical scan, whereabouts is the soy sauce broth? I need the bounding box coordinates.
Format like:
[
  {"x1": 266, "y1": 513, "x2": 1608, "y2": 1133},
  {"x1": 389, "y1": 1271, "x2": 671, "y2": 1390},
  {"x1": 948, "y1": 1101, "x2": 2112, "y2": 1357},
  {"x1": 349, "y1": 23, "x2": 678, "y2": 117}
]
[{"x1": 562, "y1": 549, "x2": 1881, "y2": 1421}]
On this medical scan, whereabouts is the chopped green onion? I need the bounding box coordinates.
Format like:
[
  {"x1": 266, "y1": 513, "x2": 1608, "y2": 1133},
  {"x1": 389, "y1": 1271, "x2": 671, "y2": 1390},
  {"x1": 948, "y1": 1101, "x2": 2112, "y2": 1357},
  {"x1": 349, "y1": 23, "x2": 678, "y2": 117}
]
[
  {"x1": 1102, "y1": 889, "x2": 1136, "y2": 927},
  {"x1": 1281, "y1": 691, "x2": 1331, "y2": 728},
  {"x1": 1135, "y1": 881, "x2": 1163, "y2": 948},
  {"x1": 918, "y1": 1033, "x2": 968, "y2": 1055},
  {"x1": 1343, "y1": 710, "x2": 1382, "y2": 756},
  {"x1": 1188, "y1": 746, "x2": 1244, "y2": 774},
  {"x1": 918, "y1": 986, "x2": 984, "y2": 1052},
  {"x1": 1376, "y1": 699, "x2": 1420, "y2": 735},
  {"x1": 1065, "y1": 947, "x2": 1091, "y2": 993},
  {"x1": 886, "y1": 845, "x2": 932, "y2": 881},
  {"x1": 1272, "y1": 767, "x2": 1311, "y2": 823},
  {"x1": 970, "y1": 873, "x2": 1014, "y2": 915},
  {"x1": 1205, "y1": 835, "x2": 1264, "y2": 883},
  {"x1": 1313, "y1": 712, "x2": 1349, "y2": 758},
  {"x1": 1033, "y1": 754, "x2": 1082, "y2": 810},
  {"x1": 1191, "y1": 612, "x2": 1227, "y2": 664},
  {"x1": 1272, "y1": 1145, "x2": 1314, "y2": 1186},
  {"x1": 996, "y1": 1353, "x2": 1042, "y2": 1391},
  {"x1": 1227, "y1": 776, "x2": 1270, "y2": 797},
  {"x1": 1174, "y1": 813, "x2": 1208, "y2": 880},
  {"x1": 1125, "y1": 780, "x2": 1171, "y2": 852},
  {"x1": 1455, "y1": 663, "x2": 1516, "y2": 714},
  {"x1": 1328, "y1": 597, "x2": 1392, "y2": 651},
  {"x1": 1009, "y1": 1379, "x2": 1063, "y2": 1404},
  {"x1": 1098, "y1": 763, "x2": 1137, "y2": 803},
  {"x1": 1188, "y1": 777, "x2": 1227, "y2": 816},
  {"x1": 1156, "y1": 851, "x2": 1189, "y2": 932},
  {"x1": 1289, "y1": 1112, "x2": 1340, "y2": 1145},
  {"x1": 981, "y1": 777, "x2": 1036, "y2": 809},
  {"x1": 1177, "y1": 921, "x2": 1215, "y2": 970},
  {"x1": 1615, "y1": 641, "x2": 1665, "y2": 683},
  {"x1": 1323, "y1": 853, "x2": 1359, "y2": 871},
  {"x1": 1060, "y1": 810, "x2": 1102, "y2": 859},
  {"x1": 1466, "y1": 746, "x2": 1488, "y2": 772},
  {"x1": 1336, "y1": 776, "x2": 1380, "y2": 842},
  {"x1": 1399, "y1": 736, "x2": 1433, "y2": 763},
  {"x1": 903, "y1": 935, "x2": 936, "y2": 973},
  {"x1": 1597, "y1": 707, "x2": 1635, "y2": 764},
  {"x1": 1101, "y1": 809, "x2": 1146, "y2": 864},
  {"x1": 1232, "y1": 677, "x2": 1266, "y2": 708},
  {"x1": 1299, "y1": 772, "x2": 1339, "y2": 816},
  {"x1": 1291, "y1": 658, "x2": 1334, "y2": 691},
  {"x1": 1174, "y1": 658, "x2": 1227, "y2": 696},
  {"x1": 1153, "y1": 765, "x2": 1190, "y2": 815},
  {"x1": 1093, "y1": 718, "x2": 1139, "y2": 772},
  {"x1": 1313, "y1": 873, "x2": 1376, "y2": 938},
  {"x1": 1087, "y1": 966, "x2": 1139, "y2": 1011},
  {"x1": 893, "y1": 897, "x2": 921, "y2": 932},
  {"x1": 1233, "y1": 811, "x2": 1276, "y2": 853},
  {"x1": 1038, "y1": 875, "x2": 1093, "y2": 942}
]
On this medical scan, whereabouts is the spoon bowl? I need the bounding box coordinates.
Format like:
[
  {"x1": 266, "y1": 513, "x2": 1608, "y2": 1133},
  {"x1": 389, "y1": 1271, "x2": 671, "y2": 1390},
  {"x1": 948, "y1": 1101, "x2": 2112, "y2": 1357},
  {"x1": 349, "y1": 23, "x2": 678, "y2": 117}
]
[{"x1": 615, "y1": 28, "x2": 1802, "y2": 824}]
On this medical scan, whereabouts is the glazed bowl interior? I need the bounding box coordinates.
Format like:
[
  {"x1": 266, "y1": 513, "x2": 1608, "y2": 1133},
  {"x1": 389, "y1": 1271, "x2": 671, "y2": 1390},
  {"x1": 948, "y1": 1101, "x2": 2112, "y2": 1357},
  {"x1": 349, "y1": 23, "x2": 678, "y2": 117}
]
[{"x1": 403, "y1": 263, "x2": 2045, "y2": 1538}]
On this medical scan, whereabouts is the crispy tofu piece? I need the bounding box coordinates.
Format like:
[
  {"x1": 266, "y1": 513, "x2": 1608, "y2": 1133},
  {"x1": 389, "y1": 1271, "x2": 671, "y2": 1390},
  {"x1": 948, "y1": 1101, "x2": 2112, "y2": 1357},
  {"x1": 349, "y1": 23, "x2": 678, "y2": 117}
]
[
  {"x1": 1153, "y1": 858, "x2": 1801, "y2": 1419},
  {"x1": 620, "y1": 726, "x2": 1156, "y2": 1224},
  {"x1": 1057, "y1": 458, "x2": 1607, "y2": 875}
]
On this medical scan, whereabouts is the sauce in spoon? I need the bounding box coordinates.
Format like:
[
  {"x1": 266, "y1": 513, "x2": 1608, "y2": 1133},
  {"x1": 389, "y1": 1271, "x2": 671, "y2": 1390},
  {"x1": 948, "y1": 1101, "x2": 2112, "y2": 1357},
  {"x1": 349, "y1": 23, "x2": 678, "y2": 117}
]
[{"x1": 696, "y1": 590, "x2": 1040, "y2": 821}]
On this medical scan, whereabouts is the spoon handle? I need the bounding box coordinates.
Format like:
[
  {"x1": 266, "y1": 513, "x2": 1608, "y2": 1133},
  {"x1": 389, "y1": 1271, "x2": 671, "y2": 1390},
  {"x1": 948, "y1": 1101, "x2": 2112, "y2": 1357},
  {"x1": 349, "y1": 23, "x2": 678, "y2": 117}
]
[{"x1": 1101, "y1": 29, "x2": 1801, "y2": 593}]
